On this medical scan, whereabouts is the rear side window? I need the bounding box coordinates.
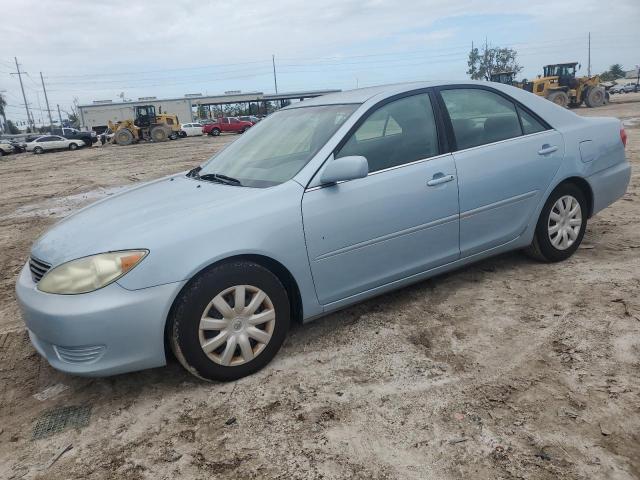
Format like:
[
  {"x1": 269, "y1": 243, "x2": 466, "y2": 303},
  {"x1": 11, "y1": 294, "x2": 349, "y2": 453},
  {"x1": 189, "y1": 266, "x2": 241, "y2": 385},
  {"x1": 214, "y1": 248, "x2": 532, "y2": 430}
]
[
  {"x1": 336, "y1": 93, "x2": 439, "y2": 173},
  {"x1": 440, "y1": 88, "x2": 522, "y2": 150},
  {"x1": 517, "y1": 106, "x2": 547, "y2": 135}
]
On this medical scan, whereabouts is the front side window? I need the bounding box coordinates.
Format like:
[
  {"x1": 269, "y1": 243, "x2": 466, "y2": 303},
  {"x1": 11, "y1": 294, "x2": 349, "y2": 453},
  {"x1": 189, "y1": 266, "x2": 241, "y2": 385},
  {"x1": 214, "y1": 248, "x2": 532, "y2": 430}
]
[
  {"x1": 440, "y1": 88, "x2": 523, "y2": 150},
  {"x1": 336, "y1": 93, "x2": 439, "y2": 173},
  {"x1": 198, "y1": 104, "x2": 358, "y2": 187}
]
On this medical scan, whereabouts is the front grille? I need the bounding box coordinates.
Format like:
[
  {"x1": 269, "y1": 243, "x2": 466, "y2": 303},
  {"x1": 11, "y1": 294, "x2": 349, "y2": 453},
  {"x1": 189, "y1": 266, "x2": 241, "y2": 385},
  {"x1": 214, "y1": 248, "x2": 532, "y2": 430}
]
[
  {"x1": 29, "y1": 257, "x2": 51, "y2": 283},
  {"x1": 53, "y1": 345, "x2": 106, "y2": 364}
]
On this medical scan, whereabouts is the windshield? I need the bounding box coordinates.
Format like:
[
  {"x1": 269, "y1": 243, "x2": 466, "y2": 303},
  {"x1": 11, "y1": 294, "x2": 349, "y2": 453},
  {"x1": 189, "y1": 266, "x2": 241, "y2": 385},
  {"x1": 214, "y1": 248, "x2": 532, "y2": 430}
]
[
  {"x1": 544, "y1": 65, "x2": 575, "y2": 77},
  {"x1": 198, "y1": 104, "x2": 358, "y2": 187}
]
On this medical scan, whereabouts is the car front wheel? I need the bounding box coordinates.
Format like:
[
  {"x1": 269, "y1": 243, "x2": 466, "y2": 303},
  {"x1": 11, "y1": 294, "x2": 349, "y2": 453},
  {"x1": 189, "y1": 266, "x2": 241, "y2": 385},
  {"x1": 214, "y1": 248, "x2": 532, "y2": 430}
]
[
  {"x1": 69, "y1": 143, "x2": 78, "y2": 150},
  {"x1": 33, "y1": 147, "x2": 44, "y2": 154},
  {"x1": 170, "y1": 261, "x2": 290, "y2": 381},
  {"x1": 525, "y1": 183, "x2": 587, "y2": 262}
]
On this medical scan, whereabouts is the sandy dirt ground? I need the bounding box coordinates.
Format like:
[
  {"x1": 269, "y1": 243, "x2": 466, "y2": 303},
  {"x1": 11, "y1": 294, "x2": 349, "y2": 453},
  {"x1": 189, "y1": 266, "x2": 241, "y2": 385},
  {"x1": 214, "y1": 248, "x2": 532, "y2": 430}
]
[{"x1": 0, "y1": 97, "x2": 639, "y2": 480}]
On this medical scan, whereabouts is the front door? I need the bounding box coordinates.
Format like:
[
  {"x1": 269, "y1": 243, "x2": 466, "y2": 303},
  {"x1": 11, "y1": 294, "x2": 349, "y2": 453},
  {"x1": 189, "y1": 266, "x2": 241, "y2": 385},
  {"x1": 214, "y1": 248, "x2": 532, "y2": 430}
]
[
  {"x1": 437, "y1": 86, "x2": 564, "y2": 256},
  {"x1": 302, "y1": 92, "x2": 460, "y2": 305}
]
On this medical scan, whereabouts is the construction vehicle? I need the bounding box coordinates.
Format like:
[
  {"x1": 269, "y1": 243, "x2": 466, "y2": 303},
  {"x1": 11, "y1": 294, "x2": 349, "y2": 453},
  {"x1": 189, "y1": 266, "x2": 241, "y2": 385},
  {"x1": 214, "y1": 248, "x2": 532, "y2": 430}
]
[
  {"x1": 521, "y1": 62, "x2": 607, "y2": 108},
  {"x1": 108, "y1": 105, "x2": 181, "y2": 145},
  {"x1": 490, "y1": 71, "x2": 516, "y2": 86}
]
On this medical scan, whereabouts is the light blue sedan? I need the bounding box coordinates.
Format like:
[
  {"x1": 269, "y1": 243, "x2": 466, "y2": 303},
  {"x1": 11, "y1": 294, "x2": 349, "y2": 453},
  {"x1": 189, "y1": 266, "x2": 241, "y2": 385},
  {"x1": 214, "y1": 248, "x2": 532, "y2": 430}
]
[{"x1": 16, "y1": 81, "x2": 631, "y2": 381}]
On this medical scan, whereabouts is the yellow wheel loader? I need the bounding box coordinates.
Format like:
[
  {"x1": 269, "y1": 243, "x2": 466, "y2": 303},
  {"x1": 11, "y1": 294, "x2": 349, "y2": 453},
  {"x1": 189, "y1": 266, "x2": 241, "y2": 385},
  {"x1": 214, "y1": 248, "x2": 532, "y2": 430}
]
[
  {"x1": 522, "y1": 62, "x2": 607, "y2": 108},
  {"x1": 109, "y1": 105, "x2": 181, "y2": 146}
]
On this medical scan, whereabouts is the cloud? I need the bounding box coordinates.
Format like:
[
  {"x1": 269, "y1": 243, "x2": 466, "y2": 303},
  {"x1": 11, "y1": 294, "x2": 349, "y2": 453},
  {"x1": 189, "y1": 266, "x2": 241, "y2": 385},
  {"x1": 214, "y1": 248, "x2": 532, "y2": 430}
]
[{"x1": 1, "y1": 0, "x2": 638, "y2": 113}]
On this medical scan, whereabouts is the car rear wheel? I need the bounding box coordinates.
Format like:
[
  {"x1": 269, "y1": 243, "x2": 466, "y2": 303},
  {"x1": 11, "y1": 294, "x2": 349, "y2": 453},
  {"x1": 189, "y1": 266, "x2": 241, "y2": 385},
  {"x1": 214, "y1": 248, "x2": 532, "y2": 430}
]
[
  {"x1": 525, "y1": 183, "x2": 587, "y2": 262},
  {"x1": 33, "y1": 146, "x2": 44, "y2": 154},
  {"x1": 170, "y1": 261, "x2": 290, "y2": 381}
]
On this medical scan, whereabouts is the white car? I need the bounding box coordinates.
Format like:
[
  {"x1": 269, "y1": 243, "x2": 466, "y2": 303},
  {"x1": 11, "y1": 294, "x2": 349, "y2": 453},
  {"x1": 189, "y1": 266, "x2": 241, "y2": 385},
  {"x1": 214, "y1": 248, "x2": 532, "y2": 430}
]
[
  {"x1": 25, "y1": 135, "x2": 85, "y2": 154},
  {"x1": 0, "y1": 142, "x2": 15, "y2": 156},
  {"x1": 180, "y1": 123, "x2": 204, "y2": 137}
]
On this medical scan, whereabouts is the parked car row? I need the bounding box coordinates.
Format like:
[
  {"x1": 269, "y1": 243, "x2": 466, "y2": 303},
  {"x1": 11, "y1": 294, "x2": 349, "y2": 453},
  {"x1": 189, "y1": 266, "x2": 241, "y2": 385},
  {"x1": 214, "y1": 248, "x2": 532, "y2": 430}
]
[{"x1": 609, "y1": 83, "x2": 639, "y2": 94}]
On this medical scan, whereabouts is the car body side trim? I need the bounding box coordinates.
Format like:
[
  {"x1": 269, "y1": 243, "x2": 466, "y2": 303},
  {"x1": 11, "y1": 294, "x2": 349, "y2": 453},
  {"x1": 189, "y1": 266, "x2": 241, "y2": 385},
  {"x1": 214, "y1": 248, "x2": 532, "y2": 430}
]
[
  {"x1": 459, "y1": 190, "x2": 538, "y2": 219},
  {"x1": 315, "y1": 213, "x2": 459, "y2": 261}
]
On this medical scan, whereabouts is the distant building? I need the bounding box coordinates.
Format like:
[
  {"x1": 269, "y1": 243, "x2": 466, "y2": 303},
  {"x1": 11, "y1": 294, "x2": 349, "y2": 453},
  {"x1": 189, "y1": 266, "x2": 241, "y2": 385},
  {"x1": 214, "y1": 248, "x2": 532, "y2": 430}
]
[{"x1": 78, "y1": 90, "x2": 340, "y2": 132}]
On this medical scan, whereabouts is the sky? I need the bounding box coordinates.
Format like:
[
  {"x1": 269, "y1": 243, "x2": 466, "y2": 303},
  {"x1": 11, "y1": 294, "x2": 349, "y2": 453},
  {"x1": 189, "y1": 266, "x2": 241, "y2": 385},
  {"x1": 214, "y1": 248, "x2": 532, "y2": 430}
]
[{"x1": 1, "y1": 0, "x2": 638, "y2": 126}]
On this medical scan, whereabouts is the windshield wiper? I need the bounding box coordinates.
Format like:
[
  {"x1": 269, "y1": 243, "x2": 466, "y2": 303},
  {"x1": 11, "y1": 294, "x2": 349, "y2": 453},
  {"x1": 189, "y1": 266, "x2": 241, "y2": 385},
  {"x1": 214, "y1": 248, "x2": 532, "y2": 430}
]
[
  {"x1": 187, "y1": 166, "x2": 202, "y2": 178},
  {"x1": 198, "y1": 173, "x2": 242, "y2": 186}
]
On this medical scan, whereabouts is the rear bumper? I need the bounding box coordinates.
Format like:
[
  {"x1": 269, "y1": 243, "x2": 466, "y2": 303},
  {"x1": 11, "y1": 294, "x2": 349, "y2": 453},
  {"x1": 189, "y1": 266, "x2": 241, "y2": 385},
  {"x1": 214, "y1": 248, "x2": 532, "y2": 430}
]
[
  {"x1": 588, "y1": 161, "x2": 631, "y2": 216},
  {"x1": 15, "y1": 262, "x2": 185, "y2": 377}
]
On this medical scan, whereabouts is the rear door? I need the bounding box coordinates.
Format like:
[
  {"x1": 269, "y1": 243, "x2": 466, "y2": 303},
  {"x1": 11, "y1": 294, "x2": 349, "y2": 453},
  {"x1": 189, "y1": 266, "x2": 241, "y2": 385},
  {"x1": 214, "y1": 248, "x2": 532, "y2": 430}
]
[
  {"x1": 436, "y1": 86, "x2": 564, "y2": 256},
  {"x1": 52, "y1": 135, "x2": 68, "y2": 149},
  {"x1": 302, "y1": 91, "x2": 460, "y2": 305}
]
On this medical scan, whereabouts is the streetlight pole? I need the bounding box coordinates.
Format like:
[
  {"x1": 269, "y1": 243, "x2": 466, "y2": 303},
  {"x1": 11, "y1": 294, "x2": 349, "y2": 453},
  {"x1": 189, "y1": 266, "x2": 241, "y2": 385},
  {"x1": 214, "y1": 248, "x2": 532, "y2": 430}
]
[{"x1": 272, "y1": 54, "x2": 278, "y2": 94}]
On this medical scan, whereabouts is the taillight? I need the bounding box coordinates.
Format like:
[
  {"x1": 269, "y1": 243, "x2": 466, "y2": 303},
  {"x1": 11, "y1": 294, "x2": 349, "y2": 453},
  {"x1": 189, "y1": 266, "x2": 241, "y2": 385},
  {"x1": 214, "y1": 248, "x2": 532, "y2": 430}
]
[{"x1": 620, "y1": 128, "x2": 627, "y2": 148}]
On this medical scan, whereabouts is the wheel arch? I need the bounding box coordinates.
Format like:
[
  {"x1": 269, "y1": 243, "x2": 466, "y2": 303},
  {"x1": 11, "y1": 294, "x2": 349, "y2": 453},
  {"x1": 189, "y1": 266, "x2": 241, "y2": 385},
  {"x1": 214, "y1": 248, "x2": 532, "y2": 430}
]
[
  {"x1": 554, "y1": 176, "x2": 594, "y2": 218},
  {"x1": 163, "y1": 253, "x2": 304, "y2": 358}
]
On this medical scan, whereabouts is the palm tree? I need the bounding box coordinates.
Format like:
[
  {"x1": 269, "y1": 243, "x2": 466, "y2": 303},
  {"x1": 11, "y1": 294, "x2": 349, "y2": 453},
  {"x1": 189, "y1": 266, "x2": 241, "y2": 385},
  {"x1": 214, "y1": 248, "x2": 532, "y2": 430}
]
[{"x1": 0, "y1": 93, "x2": 7, "y2": 134}]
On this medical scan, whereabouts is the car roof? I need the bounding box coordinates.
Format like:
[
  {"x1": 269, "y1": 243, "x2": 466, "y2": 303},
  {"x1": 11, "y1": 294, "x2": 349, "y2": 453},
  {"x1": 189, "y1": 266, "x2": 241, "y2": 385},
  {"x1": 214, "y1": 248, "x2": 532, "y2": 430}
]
[
  {"x1": 283, "y1": 80, "x2": 496, "y2": 108},
  {"x1": 284, "y1": 79, "x2": 585, "y2": 129}
]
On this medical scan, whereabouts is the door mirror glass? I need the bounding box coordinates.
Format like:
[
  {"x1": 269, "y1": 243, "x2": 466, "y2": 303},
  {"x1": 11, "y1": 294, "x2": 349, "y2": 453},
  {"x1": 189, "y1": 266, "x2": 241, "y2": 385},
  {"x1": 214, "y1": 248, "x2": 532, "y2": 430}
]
[{"x1": 320, "y1": 156, "x2": 369, "y2": 184}]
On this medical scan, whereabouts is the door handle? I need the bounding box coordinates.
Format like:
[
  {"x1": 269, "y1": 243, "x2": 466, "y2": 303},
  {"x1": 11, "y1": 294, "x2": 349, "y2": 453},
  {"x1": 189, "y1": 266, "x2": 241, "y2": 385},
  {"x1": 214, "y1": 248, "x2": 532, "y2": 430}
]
[
  {"x1": 538, "y1": 144, "x2": 558, "y2": 155},
  {"x1": 427, "y1": 174, "x2": 455, "y2": 187}
]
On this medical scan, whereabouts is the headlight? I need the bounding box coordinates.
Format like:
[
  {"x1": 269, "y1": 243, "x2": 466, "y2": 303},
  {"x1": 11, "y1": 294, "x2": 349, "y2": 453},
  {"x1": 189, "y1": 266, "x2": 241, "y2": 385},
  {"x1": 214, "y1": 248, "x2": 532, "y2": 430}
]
[{"x1": 38, "y1": 250, "x2": 148, "y2": 294}]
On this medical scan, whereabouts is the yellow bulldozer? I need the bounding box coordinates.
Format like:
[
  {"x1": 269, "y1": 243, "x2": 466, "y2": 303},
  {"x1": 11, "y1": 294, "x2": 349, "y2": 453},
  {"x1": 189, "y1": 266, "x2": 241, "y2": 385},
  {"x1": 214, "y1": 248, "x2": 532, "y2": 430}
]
[
  {"x1": 522, "y1": 62, "x2": 607, "y2": 108},
  {"x1": 109, "y1": 105, "x2": 181, "y2": 145}
]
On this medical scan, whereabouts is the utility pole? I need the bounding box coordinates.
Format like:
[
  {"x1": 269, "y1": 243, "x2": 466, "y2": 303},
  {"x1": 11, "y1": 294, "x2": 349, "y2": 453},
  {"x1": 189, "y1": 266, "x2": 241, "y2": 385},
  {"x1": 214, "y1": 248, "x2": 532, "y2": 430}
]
[
  {"x1": 40, "y1": 72, "x2": 54, "y2": 131},
  {"x1": 11, "y1": 57, "x2": 34, "y2": 131},
  {"x1": 587, "y1": 32, "x2": 591, "y2": 77},
  {"x1": 272, "y1": 54, "x2": 278, "y2": 94},
  {"x1": 57, "y1": 104, "x2": 64, "y2": 129}
]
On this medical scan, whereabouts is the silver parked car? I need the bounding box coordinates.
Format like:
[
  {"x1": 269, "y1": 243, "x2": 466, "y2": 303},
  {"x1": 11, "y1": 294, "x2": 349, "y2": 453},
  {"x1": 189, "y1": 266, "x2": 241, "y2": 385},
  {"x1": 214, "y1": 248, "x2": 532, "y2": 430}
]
[
  {"x1": 25, "y1": 135, "x2": 85, "y2": 154},
  {"x1": 16, "y1": 81, "x2": 630, "y2": 381}
]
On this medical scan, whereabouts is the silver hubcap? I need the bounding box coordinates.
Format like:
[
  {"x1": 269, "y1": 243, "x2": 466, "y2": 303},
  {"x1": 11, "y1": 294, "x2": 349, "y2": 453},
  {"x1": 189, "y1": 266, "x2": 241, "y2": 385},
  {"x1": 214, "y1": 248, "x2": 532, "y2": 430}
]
[
  {"x1": 198, "y1": 285, "x2": 275, "y2": 366},
  {"x1": 548, "y1": 195, "x2": 582, "y2": 250}
]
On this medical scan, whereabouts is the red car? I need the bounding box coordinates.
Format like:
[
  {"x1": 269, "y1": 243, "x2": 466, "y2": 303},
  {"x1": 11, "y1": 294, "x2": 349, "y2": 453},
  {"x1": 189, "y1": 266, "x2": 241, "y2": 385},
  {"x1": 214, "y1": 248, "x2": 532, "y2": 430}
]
[{"x1": 203, "y1": 117, "x2": 253, "y2": 136}]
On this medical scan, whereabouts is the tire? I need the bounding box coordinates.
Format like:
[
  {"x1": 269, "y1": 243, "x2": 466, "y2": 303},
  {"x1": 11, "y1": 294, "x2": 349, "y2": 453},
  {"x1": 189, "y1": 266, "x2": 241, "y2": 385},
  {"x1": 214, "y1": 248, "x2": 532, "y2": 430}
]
[
  {"x1": 33, "y1": 146, "x2": 44, "y2": 154},
  {"x1": 585, "y1": 87, "x2": 605, "y2": 107},
  {"x1": 170, "y1": 261, "x2": 290, "y2": 382},
  {"x1": 0, "y1": 150, "x2": 3, "y2": 157},
  {"x1": 151, "y1": 126, "x2": 168, "y2": 142},
  {"x1": 546, "y1": 91, "x2": 569, "y2": 108},
  {"x1": 525, "y1": 183, "x2": 587, "y2": 262},
  {"x1": 69, "y1": 143, "x2": 78, "y2": 151},
  {"x1": 114, "y1": 129, "x2": 135, "y2": 146},
  {"x1": 169, "y1": 133, "x2": 178, "y2": 140},
  {"x1": 209, "y1": 128, "x2": 221, "y2": 137},
  {"x1": 180, "y1": 131, "x2": 187, "y2": 138}
]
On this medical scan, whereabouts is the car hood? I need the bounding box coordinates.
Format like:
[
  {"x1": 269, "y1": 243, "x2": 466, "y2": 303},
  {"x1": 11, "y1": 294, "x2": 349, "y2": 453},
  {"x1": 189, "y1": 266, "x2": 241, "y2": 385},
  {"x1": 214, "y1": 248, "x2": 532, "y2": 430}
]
[{"x1": 31, "y1": 175, "x2": 282, "y2": 267}]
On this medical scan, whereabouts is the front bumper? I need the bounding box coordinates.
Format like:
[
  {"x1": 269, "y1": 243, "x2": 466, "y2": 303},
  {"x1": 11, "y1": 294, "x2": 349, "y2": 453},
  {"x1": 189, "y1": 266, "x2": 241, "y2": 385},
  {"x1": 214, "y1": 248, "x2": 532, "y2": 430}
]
[{"x1": 15, "y1": 262, "x2": 185, "y2": 377}]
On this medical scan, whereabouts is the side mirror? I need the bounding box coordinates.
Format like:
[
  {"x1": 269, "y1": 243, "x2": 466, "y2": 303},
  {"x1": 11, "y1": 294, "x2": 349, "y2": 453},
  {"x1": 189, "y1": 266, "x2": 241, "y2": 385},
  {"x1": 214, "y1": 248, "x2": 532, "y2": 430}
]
[{"x1": 320, "y1": 156, "x2": 369, "y2": 184}]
